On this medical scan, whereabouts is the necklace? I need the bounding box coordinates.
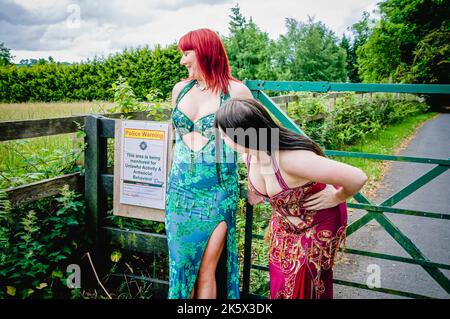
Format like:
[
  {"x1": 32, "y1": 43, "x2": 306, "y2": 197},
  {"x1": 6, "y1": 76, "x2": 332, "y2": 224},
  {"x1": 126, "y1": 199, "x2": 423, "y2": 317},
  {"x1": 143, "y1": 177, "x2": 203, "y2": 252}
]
[{"x1": 195, "y1": 80, "x2": 209, "y2": 91}]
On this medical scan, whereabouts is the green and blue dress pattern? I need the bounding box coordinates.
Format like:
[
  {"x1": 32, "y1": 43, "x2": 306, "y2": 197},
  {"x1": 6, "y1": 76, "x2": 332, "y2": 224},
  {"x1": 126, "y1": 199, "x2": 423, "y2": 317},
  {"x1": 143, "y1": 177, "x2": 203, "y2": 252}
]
[{"x1": 165, "y1": 80, "x2": 240, "y2": 299}]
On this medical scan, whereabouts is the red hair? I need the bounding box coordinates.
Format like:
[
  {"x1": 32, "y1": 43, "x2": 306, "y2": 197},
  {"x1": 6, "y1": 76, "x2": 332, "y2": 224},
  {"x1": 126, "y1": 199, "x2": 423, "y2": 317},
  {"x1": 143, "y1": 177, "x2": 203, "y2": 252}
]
[{"x1": 178, "y1": 28, "x2": 236, "y2": 94}]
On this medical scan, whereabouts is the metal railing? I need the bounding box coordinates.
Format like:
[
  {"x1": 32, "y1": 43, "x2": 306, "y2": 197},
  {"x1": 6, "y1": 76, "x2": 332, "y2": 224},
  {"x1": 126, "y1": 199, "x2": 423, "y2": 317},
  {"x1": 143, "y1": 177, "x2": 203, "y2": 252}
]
[{"x1": 240, "y1": 80, "x2": 450, "y2": 299}]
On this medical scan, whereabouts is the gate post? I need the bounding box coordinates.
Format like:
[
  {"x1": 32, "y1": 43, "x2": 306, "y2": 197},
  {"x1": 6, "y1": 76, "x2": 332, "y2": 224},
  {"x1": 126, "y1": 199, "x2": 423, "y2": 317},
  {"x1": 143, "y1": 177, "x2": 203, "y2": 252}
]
[
  {"x1": 242, "y1": 201, "x2": 254, "y2": 297},
  {"x1": 84, "y1": 115, "x2": 109, "y2": 277}
]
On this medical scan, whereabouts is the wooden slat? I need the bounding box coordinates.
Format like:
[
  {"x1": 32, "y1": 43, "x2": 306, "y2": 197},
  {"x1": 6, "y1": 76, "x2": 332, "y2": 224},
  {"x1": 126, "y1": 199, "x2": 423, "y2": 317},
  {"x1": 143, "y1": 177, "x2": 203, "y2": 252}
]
[
  {"x1": 99, "y1": 117, "x2": 116, "y2": 138},
  {"x1": 5, "y1": 172, "x2": 83, "y2": 206},
  {"x1": 0, "y1": 109, "x2": 172, "y2": 142},
  {"x1": 101, "y1": 174, "x2": 114, "y2": 196},
  {"x1": 85, "y1": 115, "x2": 109, "y2": 249},
  {"x1": 271, "y1": 95, "x2": 299, "y2": 104},
  {"x1": 104, "y1": 226, "x2": 168, "y2": 255},
  {"x1": 0, "y1": 116, "x2": 85, "y2": 141},
  {"x1": 105, "y1": 109, "x2": 172, "y2": 121}
]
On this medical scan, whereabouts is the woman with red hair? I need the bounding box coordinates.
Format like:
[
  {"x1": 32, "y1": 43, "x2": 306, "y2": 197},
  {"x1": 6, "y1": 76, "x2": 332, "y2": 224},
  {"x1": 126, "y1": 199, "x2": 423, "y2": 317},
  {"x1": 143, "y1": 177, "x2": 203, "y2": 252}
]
[{"x1": 165, "y1": 28, "x2": 253, "y2": 299}]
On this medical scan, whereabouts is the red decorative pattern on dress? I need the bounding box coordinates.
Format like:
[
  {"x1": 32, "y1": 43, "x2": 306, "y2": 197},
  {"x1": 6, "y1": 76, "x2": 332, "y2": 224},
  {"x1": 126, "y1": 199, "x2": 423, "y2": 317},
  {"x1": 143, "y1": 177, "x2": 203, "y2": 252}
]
[
  {"x1": 248, "y1": 172, "x2": 347, "y2": 299},
  {"x1": 246, "y1": 153, "x2": 347, "y2": 299}
]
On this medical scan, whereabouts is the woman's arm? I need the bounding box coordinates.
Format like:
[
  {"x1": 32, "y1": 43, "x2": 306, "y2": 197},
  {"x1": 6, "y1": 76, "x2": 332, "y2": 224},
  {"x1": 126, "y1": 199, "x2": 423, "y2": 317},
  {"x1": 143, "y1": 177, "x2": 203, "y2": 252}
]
[{"x1": 282, "y1": 150, "x2": 368, "y2": 209}]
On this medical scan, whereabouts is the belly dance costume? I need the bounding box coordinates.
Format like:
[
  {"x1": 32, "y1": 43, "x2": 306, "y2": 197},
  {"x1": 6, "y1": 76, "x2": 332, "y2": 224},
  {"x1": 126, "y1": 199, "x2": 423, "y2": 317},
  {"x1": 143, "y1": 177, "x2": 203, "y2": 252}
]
[
  {"x1": 245, "y1": 153, "x2": 347, "y2": 299},
  {"x1": 165, "y1": 80, "x2": 240, "y2": 299}
]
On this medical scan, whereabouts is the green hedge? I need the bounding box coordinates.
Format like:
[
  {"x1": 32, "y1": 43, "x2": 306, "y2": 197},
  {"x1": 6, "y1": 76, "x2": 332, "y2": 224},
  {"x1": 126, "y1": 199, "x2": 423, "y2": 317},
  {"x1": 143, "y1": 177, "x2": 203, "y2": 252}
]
[{"x1": 0, "y1": 45, "x2": 187, "y2": 103}]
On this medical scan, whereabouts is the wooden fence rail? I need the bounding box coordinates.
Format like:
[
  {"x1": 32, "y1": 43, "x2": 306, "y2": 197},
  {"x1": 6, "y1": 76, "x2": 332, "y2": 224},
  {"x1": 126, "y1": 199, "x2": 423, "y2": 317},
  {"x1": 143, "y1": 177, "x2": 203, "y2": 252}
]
[
  {"x1": 1, "y1": 110, "x2": 171, "y2": 204},
  {"x1": 0, "y1": 110, "x2": 171, "y2": 142}
]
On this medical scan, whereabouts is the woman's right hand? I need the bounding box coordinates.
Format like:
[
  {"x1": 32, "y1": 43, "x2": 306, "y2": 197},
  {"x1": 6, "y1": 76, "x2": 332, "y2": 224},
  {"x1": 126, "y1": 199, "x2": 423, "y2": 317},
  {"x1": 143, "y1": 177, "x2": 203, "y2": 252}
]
[{"x1": 302, "y1": 184, "x2": 343, "y2": 211}]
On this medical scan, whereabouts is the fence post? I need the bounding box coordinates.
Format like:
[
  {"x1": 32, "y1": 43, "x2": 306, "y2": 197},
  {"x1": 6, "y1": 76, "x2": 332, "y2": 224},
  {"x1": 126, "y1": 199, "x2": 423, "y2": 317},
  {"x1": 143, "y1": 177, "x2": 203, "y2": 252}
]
[
  {"x1": 84, "y1": 115, "x2": 109, "y2": 277},
  {"x1": 327, "y1": 93, "x2": 336, "y2": 112},
  {"x1": 242, "y1": 201, "x2": 254, "y2": 296}
]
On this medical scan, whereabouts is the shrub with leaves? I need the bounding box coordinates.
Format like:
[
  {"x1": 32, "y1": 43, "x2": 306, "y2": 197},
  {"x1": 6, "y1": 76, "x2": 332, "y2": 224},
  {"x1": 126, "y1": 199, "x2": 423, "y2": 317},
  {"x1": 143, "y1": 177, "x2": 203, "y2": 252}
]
[
  {"x1": 0, "y1": 44, "x2": 186, "y2": 103},
  {"x1": 287, "y1": 92, "x2": 429, "y2": 149},
  {"x1": 0, "y1": 186, "x2": 86, "y2": 298}
]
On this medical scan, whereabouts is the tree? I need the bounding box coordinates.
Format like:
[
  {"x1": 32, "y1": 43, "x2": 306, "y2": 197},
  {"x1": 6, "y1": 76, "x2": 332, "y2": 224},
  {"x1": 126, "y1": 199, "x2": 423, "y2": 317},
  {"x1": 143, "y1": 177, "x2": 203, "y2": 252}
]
[
  {"x1": 0, "y1": 43, "x2": 14, "y2": 67},
  {"x1": 342, "y1": 11, "x2": 374, "y2": 82},
  {"x1": 229, "y1": 3, "x2": 246, "y2": 33},
  {"x1": 274, "y1": 17, "x2": 347, "y2": 82},
  {"x1": 357, "y1": 0, "x2": 450, "y2": 83},
  {"x1": 340, "y1": 34, "x2": 353, "y2": 81},
  {"x1": 224, "y1": 4, "x2": 275, "y2": 80},
  {"x1": 410, "y1": 26, "x2": 450, "y2": 84}
]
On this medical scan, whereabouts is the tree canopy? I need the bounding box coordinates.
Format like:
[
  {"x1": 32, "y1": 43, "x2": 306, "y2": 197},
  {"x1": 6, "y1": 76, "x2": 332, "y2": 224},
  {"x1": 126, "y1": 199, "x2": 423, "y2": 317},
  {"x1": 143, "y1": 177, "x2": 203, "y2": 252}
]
[{"x1": 356, "y1": 0, "x2": 449, "y2": 84}]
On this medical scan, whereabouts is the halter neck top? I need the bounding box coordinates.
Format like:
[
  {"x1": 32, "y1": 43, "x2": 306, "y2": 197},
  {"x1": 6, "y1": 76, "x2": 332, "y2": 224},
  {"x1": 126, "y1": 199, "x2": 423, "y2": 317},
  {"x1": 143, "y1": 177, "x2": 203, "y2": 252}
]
[{"x1": 171, "y1": 79, "x2": 230, "y2": 141}]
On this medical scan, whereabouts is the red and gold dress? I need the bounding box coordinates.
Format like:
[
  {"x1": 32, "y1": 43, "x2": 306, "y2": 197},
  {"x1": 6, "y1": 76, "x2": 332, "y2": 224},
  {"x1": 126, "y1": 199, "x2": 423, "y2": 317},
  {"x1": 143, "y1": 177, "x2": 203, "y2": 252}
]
[{"x1": 245, "y1": 153, "x2": 347, "y2": 299}]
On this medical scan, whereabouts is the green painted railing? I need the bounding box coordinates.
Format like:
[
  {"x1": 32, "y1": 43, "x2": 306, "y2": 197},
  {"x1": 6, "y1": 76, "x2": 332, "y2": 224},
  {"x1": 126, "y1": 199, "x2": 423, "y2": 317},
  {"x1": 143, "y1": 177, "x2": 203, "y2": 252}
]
[
  {"x1": 246, "y1": 80, "x2": 450, "y2": 94},
  {"x1": 241, "y1": 80, "x2": 450, "y2": 299}
]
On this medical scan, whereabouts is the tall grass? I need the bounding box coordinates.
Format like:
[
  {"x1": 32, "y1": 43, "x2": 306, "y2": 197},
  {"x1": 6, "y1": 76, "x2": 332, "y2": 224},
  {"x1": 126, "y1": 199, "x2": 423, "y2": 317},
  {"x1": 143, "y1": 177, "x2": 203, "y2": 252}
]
[
  {"x1": 0, "y1": 101, "x2": 111, "y2": 189},
  {"x1": 0, "y1": 101, "x2": 112, "y2": 121}
]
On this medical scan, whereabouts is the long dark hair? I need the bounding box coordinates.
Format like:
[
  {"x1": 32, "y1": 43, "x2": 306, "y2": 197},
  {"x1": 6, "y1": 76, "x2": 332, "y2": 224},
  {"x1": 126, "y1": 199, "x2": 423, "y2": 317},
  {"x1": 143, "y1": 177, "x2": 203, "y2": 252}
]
[{"x1": 214, "y1": 98, "x2": 325, "y2": 157}]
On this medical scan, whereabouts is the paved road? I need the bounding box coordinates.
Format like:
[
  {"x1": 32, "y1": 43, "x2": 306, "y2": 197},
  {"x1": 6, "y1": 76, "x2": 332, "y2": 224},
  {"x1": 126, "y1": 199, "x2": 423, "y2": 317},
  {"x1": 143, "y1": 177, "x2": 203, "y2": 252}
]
[{"x1": 334, "y1": 113, "x2": 450, "y2": 299}]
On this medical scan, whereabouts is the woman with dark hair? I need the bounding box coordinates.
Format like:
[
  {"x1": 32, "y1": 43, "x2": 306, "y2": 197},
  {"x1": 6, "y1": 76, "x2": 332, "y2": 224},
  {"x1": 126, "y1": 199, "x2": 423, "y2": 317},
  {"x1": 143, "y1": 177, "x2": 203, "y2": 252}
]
[
  {"x1": 165, "y1": 29, "x2": 253, "y2": 299},
  {"x1": 214, "y1": 98, "x2": 368, "y2": 299}
]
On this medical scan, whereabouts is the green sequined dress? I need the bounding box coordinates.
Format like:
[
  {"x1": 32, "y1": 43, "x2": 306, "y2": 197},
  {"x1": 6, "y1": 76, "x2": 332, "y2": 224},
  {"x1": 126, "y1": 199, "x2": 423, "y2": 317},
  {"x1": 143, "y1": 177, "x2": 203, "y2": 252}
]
[{"x1": 165, "y1": 80, "x2": 240, "y2": 299}]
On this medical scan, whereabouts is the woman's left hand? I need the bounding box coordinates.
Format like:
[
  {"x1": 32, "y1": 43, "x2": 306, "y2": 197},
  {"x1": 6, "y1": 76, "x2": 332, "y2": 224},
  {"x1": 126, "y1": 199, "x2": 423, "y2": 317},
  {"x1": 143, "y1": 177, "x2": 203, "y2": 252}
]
[{"x1": 302, "y1": 184, "x2": 343, "y2": 211}]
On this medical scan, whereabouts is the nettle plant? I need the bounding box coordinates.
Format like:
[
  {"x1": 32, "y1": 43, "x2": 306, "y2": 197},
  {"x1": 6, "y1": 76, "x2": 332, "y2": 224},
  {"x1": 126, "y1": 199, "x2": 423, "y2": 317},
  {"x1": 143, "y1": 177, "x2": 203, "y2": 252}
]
[
  {"x1": 0, "y1": 186, "x2": 86, "y2": 298},
  {"x1": 104, "y1": 76, "x2": 170, "y2": 168},
  {"x1": 108, "y1": 76, "x2": 169, "y2": 121}
]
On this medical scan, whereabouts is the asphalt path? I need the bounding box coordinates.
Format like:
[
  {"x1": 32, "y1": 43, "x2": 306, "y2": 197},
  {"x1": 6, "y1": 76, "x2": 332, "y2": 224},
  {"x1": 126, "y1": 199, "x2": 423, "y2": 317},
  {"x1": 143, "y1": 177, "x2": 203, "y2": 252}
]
[{"x1": 334, "y1": 113, "x2": 450, "y2": 299}]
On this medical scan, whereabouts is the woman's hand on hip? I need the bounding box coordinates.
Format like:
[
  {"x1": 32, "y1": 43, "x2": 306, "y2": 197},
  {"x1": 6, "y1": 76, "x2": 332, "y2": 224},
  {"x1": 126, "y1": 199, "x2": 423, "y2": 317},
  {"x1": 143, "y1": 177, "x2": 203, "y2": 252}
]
[{"x1": 302, "y1": 184, "x2": 343, "y2": 211}]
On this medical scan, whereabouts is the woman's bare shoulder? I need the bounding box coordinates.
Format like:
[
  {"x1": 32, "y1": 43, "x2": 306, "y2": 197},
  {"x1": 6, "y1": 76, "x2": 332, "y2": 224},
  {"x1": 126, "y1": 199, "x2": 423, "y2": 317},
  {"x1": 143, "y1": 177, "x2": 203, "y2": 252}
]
[
  {"x1": 173, "y1": 79, "x2": 191, "y2": 93},
  {"x1": 229, "y1": 80, "x2": 253, "y2": 99},
  {"x1": 278, "y1": 149, "x2": 316, "y2": 173},
  {"x1": 171, "y1": 80, "x2": 191, "y2": 105}
]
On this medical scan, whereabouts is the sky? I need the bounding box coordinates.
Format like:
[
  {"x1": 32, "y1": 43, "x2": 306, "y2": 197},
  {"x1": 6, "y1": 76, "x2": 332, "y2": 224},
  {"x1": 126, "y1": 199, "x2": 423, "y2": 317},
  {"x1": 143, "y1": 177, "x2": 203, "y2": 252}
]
[{"x1": 0, "y1": 0, "x2": 380, "y2": 64}]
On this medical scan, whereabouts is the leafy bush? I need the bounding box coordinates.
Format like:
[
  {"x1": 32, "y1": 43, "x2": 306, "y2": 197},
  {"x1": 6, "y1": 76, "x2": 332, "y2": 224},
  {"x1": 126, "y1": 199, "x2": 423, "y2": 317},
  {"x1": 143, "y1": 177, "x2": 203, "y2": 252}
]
[
  {"x1": 287, "y1": 92, "x2": 429, "y2": 149},
  {"x1": 0, "y1": 186, "x2": 86, "y2": 298}
]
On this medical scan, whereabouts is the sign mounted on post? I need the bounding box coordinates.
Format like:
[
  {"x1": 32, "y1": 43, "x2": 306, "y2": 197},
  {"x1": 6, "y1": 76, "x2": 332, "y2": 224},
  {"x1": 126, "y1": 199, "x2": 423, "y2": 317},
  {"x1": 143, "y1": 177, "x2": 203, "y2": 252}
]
[{"x1": 113, "y1": 119, "x2": 171, "y2": 221}]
